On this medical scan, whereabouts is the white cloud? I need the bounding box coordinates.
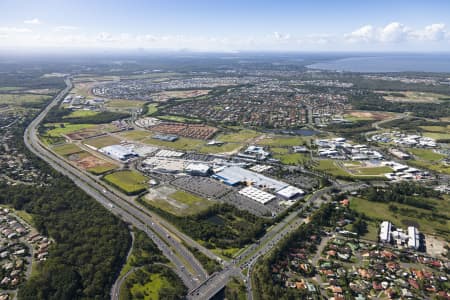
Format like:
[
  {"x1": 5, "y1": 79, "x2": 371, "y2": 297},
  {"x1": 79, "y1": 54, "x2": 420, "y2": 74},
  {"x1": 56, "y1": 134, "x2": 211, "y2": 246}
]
[
  {"x1": 53, "y1": 26, "x2": 79, "y2": 32},
  {"x1": 0, "y1": 27, "x2": 32, "y2": 33},
  {"x1": 96, "y1": 32, "x2": 117, "y2": 42},
  {"x1": 379, "y1": 22, "x2": 410, "y2": 42},
  {"x1": 345, "y1": 22, "x2": 448, "y2": 44},
  {"x1": 345, "y1": 25, "x2": 375, "y2": 42},
  {"x1": 272, "y1": 31, "x2": 291, "y2": 41},
  {"x1": 415, "y1": 23, "x2": 447, "y2": 41},
  {"x1": 24, "y1": 18, "x2": 41, "y2": 25}
]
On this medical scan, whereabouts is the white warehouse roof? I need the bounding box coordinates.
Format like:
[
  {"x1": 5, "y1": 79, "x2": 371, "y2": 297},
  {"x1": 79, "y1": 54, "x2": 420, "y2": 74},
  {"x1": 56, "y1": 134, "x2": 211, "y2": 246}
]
[
  {"x1": 408, "y1": 226, "x2": 420, "y2": 249},
  {"x1": 379, "y1": 221, "x2": 392, "y2": 243},
  {"x1": 238, "y1": 186, "x2": 276, "y2": 204},
  {"x1": 99, "y1": 145, "x2": 137, "y2": 161},
  {"x1": 276, "y1": 186, "x2": 304, "y2": 199},
  {"x1": 185, "y1": 163, "x2": 211, "y2": 174}
]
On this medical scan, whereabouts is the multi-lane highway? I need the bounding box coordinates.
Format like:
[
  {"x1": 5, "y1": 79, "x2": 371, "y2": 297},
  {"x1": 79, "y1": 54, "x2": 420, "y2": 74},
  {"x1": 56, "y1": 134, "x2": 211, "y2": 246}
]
[
  {"x1": 24, "y1": 77, "x2": 383, "y2": 300},
  {"x1": 23, "y1": 78, "x2": 207, "y2": 296}
]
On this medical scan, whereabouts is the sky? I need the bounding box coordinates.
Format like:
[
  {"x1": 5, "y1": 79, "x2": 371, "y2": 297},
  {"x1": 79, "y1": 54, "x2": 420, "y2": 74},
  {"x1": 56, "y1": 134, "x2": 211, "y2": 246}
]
[{"x1": 1, "y1": 0, "x2": 450, "y2": 52}]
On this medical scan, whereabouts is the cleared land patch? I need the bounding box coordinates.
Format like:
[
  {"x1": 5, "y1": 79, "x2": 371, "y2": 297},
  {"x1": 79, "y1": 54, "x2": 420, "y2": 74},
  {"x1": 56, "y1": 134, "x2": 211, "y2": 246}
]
[
  {"x1": 0, "y1": 93, "x2": 51, "y2": 106},
  {"x1": 144, "y1": 187, "x2": 214, "y2": 216},
  {"x1": 343, "y1": 110, "x2": 395, "y2": 121},
  {"x1": 52, "y1": 143, "x2": 83, "y2": 156},
  {"x1": 218, "y1": 129, "x2": 261, "y2": 143},
  {"x1": 258, "y1": 135, "x2": 310, "y2": 147},
  {"x1": 84, "y1": 135, "x2": 121, "y2": 149},
  {"x1": 104, "y1": 170, "x2": 148, "y2": 195},
  {"x1": 378, "y1": 91, "x2": 450, "y2": 103}
]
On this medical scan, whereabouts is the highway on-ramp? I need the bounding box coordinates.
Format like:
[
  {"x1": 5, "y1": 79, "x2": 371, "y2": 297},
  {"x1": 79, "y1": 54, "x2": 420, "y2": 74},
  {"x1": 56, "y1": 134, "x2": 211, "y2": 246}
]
[{"x1": 23, "y1": 78, "x2": 206, "y2": 297}]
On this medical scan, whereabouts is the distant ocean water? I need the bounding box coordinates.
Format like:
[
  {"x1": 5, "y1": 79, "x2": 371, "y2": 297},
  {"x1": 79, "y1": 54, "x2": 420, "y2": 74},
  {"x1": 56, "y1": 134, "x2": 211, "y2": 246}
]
[{"x1": 307, "y1": 55, "x2": 450, "y2": 73}]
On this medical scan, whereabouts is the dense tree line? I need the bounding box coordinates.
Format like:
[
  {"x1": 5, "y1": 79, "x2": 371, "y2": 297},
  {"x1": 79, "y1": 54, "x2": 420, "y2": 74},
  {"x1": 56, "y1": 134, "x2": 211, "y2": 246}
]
[
  {"x1": 0, "y1": 121, "x2": 131, "y2": 299},
  {"x1": 252, "y1": 203, "x2": 339, "y2": 300},
  {"x1": 121, "y1": 265, "x2": 187, "y2": 300},
  {"x1": 350, "y1": 90, "x2": 450, "y2": 119},
  {"x1": 138, "y1": 199, "x2": 268, "y2": 249},
  {"x1": 325, "y1": 119, "x2": 376, "y2": 137},
  {"x1": 44, "y1": 107, "x2": 129, "y2": 124},
  {"x1": 129, "y1": 230, "x2": 168, "y2": 267},
  {"x1": 183, "y1": 243, "x2": 222, "y2": 274},
  {"x1": 380, "y1": 117, "x2": 450, "y2": 131},
  {"x1": 362, "y1": 182, "x2": 441, "y2": 210},
  {"x1": 0, "y1": 178, "x2": 131, "y2": 299}
]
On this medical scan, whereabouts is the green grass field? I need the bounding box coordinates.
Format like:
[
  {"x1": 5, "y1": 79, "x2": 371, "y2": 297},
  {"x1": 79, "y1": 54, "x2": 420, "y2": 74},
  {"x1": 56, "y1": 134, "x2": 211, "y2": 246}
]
[
  {"x1": 408, "y1": 159, "x2": 450, "y2": 175},
  {"x1": 218, "y1": 129, "x2": 260, "y2": 143},
  {"x1": 84, "y1": 135, "x2": 121, "y2": 149},
  {"x1": 87, "y1": 163, "x2": 117, "y2": 175},
  {"x1": 349, "y1": 197, "x2": 449, "y2": 238},
  {"x1": 145, "y1": 190, "x2": 214, "y2": 216},
  {"x1": 0, "y1": 87, "x2": 22, "y2": 91},
  {"x1": 124, "y1": 271, "x2": 167, "y2": 300},
  {"x1": 104, "y1": 171, "x2": 148, "y2": 195},
  {"x1": 419, "y1": 125, "x2": 450, "y2": 133},
  {"x1": 258, "y1": 135, "x2": 310, "y2": 147},
  {"x1": 270, "y1": 147, "x2": 289, "y2": 154},
  {"x1": 44, "y1": 123, "x2": 95, "y2": 137},
  {"x1": 313, "y1": 160, "x2": 351, "y2": 177},
  {"x1": 119, "y1": 129, "x2": 151, "y2": 141},
  {"x1": 143, "y1": 136, "x2": 204, "y2": 151},
  {"x1": 353, "y1": 166, "x2": 392, "y2": 175},
  {"x1": 0, "y1": 93, "x2": 51, "y2": 106},
  {"x1": 198, "y1": 143, "x2": 242, "y2": 154},
  {"x1": 273, "y1": 153, "x2": 310, "y2": 165},
  {"x1": 409, "y1": 148, "x2": 446, "y2": 162},
  {"x1": 63, "y1": 110, "x2": 99, "y2": 118},
  {"x1": 157, "y1": 114, "x2": 202, "y2": 123},
  {"x1": 146, "y1": 103, "x2": 159, "y2": 115},
  {"x1": 52, "y1": 143, "x2": 83, "y2": 156},
  {"x1": 422, "y1": 132, "x2": 450, "y2": 140},
  {"x1": 105, "y1": 99, "x2": 145, "y2": 110}
]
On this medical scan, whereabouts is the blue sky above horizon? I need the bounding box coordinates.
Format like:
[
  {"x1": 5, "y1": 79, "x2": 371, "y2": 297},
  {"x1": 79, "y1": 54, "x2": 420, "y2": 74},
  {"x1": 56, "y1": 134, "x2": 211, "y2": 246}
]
[{"x1": 1, "y1": 0, "x2": 450, "y2": 52}]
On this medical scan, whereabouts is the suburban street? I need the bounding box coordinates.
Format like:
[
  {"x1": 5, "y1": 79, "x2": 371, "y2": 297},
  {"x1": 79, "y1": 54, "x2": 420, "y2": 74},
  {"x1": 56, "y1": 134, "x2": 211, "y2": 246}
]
[
  {"x1": 23, "y1": 78, "x2": 387, "y2": 300},
  {"x1": 23, "y1": 78, "x2": 206, "y2": 296}
]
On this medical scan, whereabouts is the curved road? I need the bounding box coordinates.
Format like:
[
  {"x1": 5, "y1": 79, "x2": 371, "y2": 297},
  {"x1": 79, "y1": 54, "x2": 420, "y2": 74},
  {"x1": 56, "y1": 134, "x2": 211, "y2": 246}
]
[{"x1": 23, "y1": 78, "x2": 206, "y2": 295}]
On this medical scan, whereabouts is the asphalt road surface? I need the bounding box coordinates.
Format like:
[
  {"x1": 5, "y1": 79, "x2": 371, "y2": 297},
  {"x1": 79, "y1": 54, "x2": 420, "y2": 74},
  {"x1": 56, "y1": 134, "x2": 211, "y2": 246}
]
[{"x1": 23, "y1": 78, "x2": 206, "y2": 296}]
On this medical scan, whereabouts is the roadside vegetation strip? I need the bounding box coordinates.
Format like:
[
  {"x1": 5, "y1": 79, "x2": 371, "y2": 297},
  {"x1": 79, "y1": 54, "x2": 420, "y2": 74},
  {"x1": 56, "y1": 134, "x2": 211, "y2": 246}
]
[
  {"x1": 43, "y1": 122, "x2": 96, "y2": 137},
  {"x1": 103, "y1": 170, "x2": 149, "y2": 195},
  {"x1": 182, "y1": 242, "x2": 222, "y2": 274},
  {"x1": 119, "y1": 264, "x2": 187, "y2": 300},
  {"x1": 137, "y1": 198, "x2": 267, "y2": 251},
  {"x1": 87, "y1": 163, "x2": 117, "y2": 175}
]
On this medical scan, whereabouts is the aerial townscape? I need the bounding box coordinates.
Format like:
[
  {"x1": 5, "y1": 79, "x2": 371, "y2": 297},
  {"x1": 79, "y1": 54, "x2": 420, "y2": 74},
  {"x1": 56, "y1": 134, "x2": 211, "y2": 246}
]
[{"x1": 0, "y1": 1, "x2": 450, "y2": 300}]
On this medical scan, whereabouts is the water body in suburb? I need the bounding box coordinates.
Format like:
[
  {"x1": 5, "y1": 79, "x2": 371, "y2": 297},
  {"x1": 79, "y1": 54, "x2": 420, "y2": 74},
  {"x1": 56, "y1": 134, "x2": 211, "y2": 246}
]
[{"x1": 307, "y1": 54, "x2": 450, "y2": 73}]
